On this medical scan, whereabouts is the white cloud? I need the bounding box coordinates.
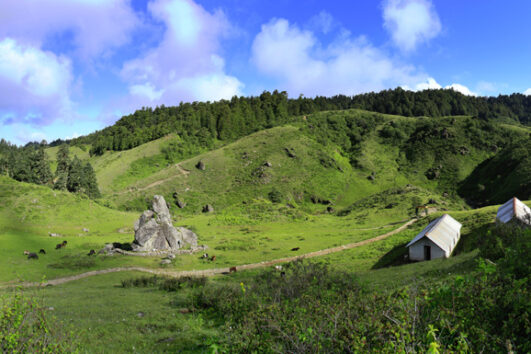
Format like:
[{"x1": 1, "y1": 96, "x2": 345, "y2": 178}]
[
  {"x1": 445, "y1": 83, "x2": 476, "y2": 96},
  {"x1": 309, "y1": 11, "x2": 334, "y2": 34},
  {"x1": 404, "y1": 77, "x2": 477, "y2": 96},
  {"x1": 0, "y1": 38, "x2": 74, "y2": 125},
  {"x1": 383, "y1": 0, "x2": 441, "y2": 52},
  {"x1": 121, "y1": 0, "x2": 243, "y2": 106},
  {"x1": 0, "y1": 0, "x2": 139, "y2": 59},
  {"x1": 523, "y1": 88, "x2": 531, "y2": 96},
  {"x1": 251, "y1": 18, "x2": 426, "y2": 97}
]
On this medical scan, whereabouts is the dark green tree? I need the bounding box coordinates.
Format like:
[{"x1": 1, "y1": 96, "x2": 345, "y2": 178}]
[
  {"x1": 82, "y1": 162, "x2": 100, "y2": 199},
  {"x1": 67, "y1": 156, "x2": 83, "y2": 194},
  {"x1": 54, "y1": 144, "x2": 70, "y2": 190}
]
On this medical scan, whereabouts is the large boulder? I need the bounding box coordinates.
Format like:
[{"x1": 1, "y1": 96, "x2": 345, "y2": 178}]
[{"x1": 133, "y1": 195, "x2": 198, "y2": 252}]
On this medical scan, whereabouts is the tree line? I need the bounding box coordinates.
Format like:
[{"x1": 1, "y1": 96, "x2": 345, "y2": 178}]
[
  {"x1": 0, "y1": 141, "x2": 100, "y2": 199},
  {"x1": 59, "y1": 88, "x2": 531, "y2": 157}
]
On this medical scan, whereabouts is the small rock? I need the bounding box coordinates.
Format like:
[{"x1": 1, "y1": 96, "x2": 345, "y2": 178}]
[
  {"x1": 167, "y1": 254, "x2": 176, "y2": 259},
  {"x1": 137, "y1": 312, "x2": 145, "y2": 318},
  {"x1": 48, "y1": 232, "x2": 61, "y2": 237},
  {"x1": 368, "y1": 175, "x2": 375, "y2": 181},
  {"x1": 160, "y1": 259, "x2": 172, "y2": 265},
  {"x1": 264, "y1": 161, "x2": 272, "y2": 167},
  {"x1": 178, "y1": 308, "x2": 191, "y2": 314},
  {"x1": 195, "y1": 160, "x2": 205, "y2": 170},
  {"x1": 82, "y1": 228, "x2": 89, "y2": 233},
  {"x1": 47, "y1": 307, "x2": 55, "y2": 311},
  {"x1": 284, "y1": 148, "x2": 296, "y2": 158}
]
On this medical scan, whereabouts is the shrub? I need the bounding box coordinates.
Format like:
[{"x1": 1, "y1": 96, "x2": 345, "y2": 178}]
[{"x1": 0, "y1": 290, "x2": 78, "y2": 352}]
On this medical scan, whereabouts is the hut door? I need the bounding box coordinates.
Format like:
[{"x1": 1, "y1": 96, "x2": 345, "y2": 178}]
[{"x1": 424, "y1": 245, "x2": 431, "y2": 260}]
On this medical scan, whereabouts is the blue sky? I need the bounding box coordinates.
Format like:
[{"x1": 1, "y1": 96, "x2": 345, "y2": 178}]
[{"x1": 0, "y1": 0, "x2": 530, "y2": 145}]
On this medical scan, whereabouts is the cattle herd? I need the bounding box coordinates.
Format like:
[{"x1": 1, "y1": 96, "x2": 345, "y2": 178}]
[{"x1": 23, "y1": 240, "x2": 95, "y2": 260}]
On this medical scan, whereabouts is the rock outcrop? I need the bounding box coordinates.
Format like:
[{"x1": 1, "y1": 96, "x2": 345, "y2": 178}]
[{"x1": 132, "y1": 195, "x2": 198, "y2": 252}]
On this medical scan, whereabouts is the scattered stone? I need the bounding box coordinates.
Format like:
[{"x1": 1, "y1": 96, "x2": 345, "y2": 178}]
[
  {"x1": 117, "y1": 228, "x2": 129, "y2": 234},
  {"x1": 459, "y1": 146, "x2": 470, "y2": 155},
  {"x1": 195, "y1": 160, "x2": 205, "y2": 170},
  {"x1": 176, "y1": 200, "x2": 186, "y2": 209},
  {"x1": 100, "y1": 243, "x2": 116, "y2": 255},
  {"x1": 160, "y1": 259, "x2": 172, "y2": 265},
  {"x1": 326, "y1": 206, "x2": 335, "y2": 213},
  {"x1": 48, "y1": 232, "x2": 61, "y2": 237},
  {"x1": 166, "y1": 254, "x2": 176, "y2": 259},
  {"x1": 284, "y1": 147, "x2": 296, "y2": 158},
  {"x1": 368, "y1": 175, "x2": 375, "y2": 181},
  {"x1": 442, "y1": 192, "x2": 449, "y2": 198},
  {"x1": 428, "y1": 198, "x2": 437, "y2": 204},
  {"x1": 202, "y1": 204, "x2": 214, "y2": 213},
  {"x1": 47, "y1": 307, "x2": 55, "y2": 311},
  {"x1": 133, "y1": 195, "x2": 198, "y2": 252},
  {"x1": 137, "y1": 312, "x2": 145, "y2": 318},
  {"x1": 82, "y1": 228, "x2": 89, "y2": 233},
  {"x1": 264, "y1": 161, "x2": 272, "y2": 167}
]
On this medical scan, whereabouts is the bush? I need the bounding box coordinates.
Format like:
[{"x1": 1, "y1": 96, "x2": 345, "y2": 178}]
[{"x1": 0, "y1": 290, "x2": 78, "y2": 352}]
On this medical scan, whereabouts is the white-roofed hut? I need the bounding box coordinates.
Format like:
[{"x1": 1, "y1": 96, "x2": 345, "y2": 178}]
[
  {"x1": 496, "y1": 197, "x2": 531, "y2": 226},
  {"x1": 406, "y1": 214, "x2": 462, "y2": 261}
]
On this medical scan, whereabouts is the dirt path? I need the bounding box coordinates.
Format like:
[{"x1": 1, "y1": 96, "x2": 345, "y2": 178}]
[
  {"x1": 115, "y1": 164, "x2": 190, "y2": 195},
  {"x1": 1, "y1": 219, "x2": 417, "y2": 289}
]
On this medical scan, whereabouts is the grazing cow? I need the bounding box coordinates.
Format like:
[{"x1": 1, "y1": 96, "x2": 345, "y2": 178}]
[
  {"x1": 62, "y1": 240, "x2": 67, "y2": 247},
  {"x1": 39, "y1": 249, "x2": 46, "y2": 254},
  {"x1": 201, "y1": 253, "x2": 209, "y2": 259},
  {"x1": 210, "y1": 255, "x2": 216, "y2": 262},
  {"x1": 280, "y1": 271, "x2": 286, "y2": 277},
  {"x1": 87, "y1": 249, "x2": 96, "y2": 256},
  {"x1": 291, "y1": 247, "x2": 300, "y2": 251},
  {"x1": 229, "y1": 266, "x2": 237, "y2": 273},
  {"x1": 27, "y1": 252, "x2": 39, "y2": 260},
  {"x1": 55, "y1": 243, "x2": 62, "y2": 249},
  {"x1": 274, "y1": 265, "x2": 283, "y2": 271},
  {"x1": 23, "y1": 250, "x2": 30, "y2": 256}
]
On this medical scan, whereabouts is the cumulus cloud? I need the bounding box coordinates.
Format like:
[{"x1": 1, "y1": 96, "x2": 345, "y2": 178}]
[
  {"x1": 523, "y1": 88, "x2": 531, "y2": 96},
  {"x1": 251, "y1": 18, "x2": 426, "y2": 97},
  {"x1": 383, "y1": 0, "x2": 441, "y2": 52},
  {"x1": 0, "y1": 38, "x2": 74, "y2": 125},
  {"x1": 0, "y1": 0, "x2": 139, "y2": 59},
  {"x1": 404, "y1": 77, "x2": 477, "y2": 96},
  {"x1": 121, "y1": 0, "x2": 243, "y2": 106}
]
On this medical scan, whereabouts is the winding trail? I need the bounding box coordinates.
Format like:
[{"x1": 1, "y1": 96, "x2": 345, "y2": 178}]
[
  {"x1": 1, "y1": 219, "x2": 417, "y2": 289},
  {"x1": 115, "y1": 164, "x2": 190, "y2": 195}
]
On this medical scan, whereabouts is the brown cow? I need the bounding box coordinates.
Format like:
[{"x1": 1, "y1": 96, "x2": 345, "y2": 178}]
[
  {"x1": 23, "y1": 250, "x2": 30, "y2": 255},
  {"x1": 229, "y1": 266, "x2": 237, "y2": 273},
  {"x1": 210, "y1": 255, "x2": 216, "y2": 262}
]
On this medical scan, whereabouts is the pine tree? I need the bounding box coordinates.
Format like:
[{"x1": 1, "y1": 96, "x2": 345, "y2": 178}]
[
  {"x1": 67, "y1": 156, "x2": 83, "y2": 194},
  {"x1": 82, "y1": 162, "x2": 101, "y2": 199},
  {"x1": 54, "y1": 144, "x2": 70, "y2": 190},
  {"x1": 31, "y1": 147, "x2": 52, "y2": 185}
]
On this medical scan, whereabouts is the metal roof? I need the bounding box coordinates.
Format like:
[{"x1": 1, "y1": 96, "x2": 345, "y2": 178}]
[
  {"x1": 406, "y1": 214, "x2": 462, "y2": 253},
  {"x1": 496, "y1": 197, "x2": 531, "y2": 225}
]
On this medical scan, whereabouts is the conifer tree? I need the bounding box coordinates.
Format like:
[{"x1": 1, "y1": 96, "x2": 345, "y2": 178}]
[
  {"x1": 82, "y1": 162, "x2": 100, "y2": 199},
  {"x1": 54, "y1": 144, "x2": 70, "y2": 190},
  {"x1": 67, "y1": 156, "x2": 83, "y2": 193}
]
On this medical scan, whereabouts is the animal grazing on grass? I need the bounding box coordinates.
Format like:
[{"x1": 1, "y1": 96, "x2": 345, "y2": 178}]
[
  {"x1": 27, "y1": 253, "x2": 39, "y2": 260},
  {"x1": 39, "y1": 249, "x2": 46, "y2": 254},
  {"x1": 87, "y1": 249, "x2": 96, "y2": 256},
  {"x1": 280, "y1": 271, "x2": 286, "y2": 277},
  {"x1": 291, "y1": 247, "x2": 300, "y2": 251},
  {"x1": 274, "y1": 265, "x2": 283, "y2": 271},
  {"x1": 201, "y1": 253, "x2": 209, "y2": 259},
  {"x1": 210, "y1": 255, "x2": 216, "y2": 262},
  {"x1": 229, "y1": 266, "x2": 237, "y2": 273},
  {"x1": 56, "y1": 240, "x2": 68, "y2": 249},
  {"x1": 23, "y1": 250, "x2": 30, "y2": 256}
]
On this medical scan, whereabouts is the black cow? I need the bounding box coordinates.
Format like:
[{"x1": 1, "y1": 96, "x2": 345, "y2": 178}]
[
  {"x1": 27, "y1": 253, "x2": 39, "y2": 260},
  {"x1": 39, "y1": 249, "x2": 46, "y2": 254},
  {"x1": 87, "y1": 249, "x2": 96, "y2": 256}
]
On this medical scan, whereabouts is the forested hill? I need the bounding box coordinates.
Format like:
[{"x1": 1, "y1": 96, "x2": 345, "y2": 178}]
[{"x1": 62, "y1": 88, "x2": 531, "y2": 156}]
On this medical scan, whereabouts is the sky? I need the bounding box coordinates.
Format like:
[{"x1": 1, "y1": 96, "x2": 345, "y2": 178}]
[{"x1": 1, "y1": 0, "x2": 530, "y2": 145}]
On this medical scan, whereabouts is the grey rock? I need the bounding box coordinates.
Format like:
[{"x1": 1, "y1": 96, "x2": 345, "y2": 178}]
[
  {"x1": 82, "y1": 228, "x2": 89, "y2": 232},
  {"x1": 132, "y1": 195, "x2": 198, "y2": 252},
  {"x1": 48, "y1": 232, "x2": 61, "y2": 237},
  {"x1": 160, "y1": 259, "x2": 172, "y2": 265},
  {"x1": 264, "y1": 161, "x2": 272, "y2": 167}
]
